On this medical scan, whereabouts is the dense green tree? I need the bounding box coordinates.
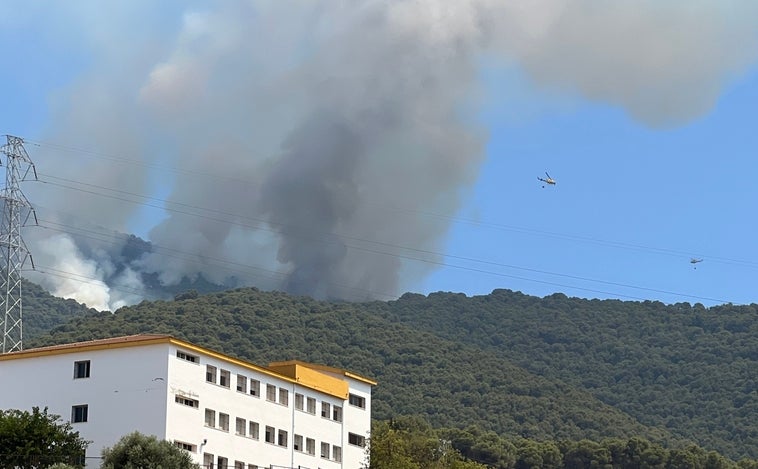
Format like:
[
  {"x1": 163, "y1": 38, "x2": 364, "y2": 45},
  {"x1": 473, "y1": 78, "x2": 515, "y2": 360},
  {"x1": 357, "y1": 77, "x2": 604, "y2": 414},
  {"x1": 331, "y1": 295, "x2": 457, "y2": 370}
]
[
  {"x1": 0, "y1": 407, "x2": 88, "y2": 469},
  {"x1": 514, "y1": 439, "x2": 563, "y2": 469},
  {"x1": 367, "y1": 419, "x2": 488, "y2": 469},
  {"x1": 615, "y1": 436, "x2": 666, "y2": 469},
  {"x1": 665, "y1": 447, "x2": 703, "y2": 469},
  {"x1": 174, "y1": 289, "x2": 200, "y2": 301},
  {"x1": 561, "y1": 440, "x2": 612, "y2": 469},
  {"x1": 100, "y1": 431, "x2": 198, "y2": 469},
  {"x1": 516, "y1": 440, "x2": 545, "y2": 469},
  {"x1": 444, "y1": 426, "x2": 517, "y2": 469},
  {"x1": 705, "y1": 450, "x2": 733, "y2": 469},
  {"x1": 367, "y1": 420, "x2": 423, "y2": 469}
]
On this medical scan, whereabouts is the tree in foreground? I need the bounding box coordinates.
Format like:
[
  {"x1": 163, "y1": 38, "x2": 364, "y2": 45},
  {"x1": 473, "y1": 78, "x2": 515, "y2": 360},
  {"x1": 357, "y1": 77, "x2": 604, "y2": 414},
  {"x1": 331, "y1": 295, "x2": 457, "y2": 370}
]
[
  {"x1": 100, "y1": 431, "x2": 199, "y2": 469},
  {"x1": 0, "y1": 407, "x2": 88, "y2": 469},
  {"x1": 367, "y1": 418, "x2": 487, "y2": 469}
]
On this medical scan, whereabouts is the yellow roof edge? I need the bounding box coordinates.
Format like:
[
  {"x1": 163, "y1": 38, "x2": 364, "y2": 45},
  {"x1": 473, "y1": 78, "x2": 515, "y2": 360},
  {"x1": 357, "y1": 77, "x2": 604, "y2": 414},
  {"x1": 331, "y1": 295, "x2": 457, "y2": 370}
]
[
  {"x1": 268, "y1": 359, "x2": 377, "y2": 386},
  {"x1": 167, "y1": 338, "x2": 301, "y2": 388},
  {"x1": 0, "y1": 334, "x2": 173, "y2": 361},
  {"x1": 172, "y1": 340, "x2": 351, "y2": 399},
  {"x1": 1, "y1": 335, "x2": 367, "y2": 399}
]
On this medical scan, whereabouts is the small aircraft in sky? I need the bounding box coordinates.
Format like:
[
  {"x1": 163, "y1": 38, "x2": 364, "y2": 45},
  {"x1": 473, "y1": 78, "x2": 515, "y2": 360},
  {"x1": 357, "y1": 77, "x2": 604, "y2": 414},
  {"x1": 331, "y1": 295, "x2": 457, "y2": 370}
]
[
  {"x1": 690, "y1": 258, "x2": 703, "y2": 269},
  {"x1": 538, "y1": 172, "x2": 556, "y2": 188}
]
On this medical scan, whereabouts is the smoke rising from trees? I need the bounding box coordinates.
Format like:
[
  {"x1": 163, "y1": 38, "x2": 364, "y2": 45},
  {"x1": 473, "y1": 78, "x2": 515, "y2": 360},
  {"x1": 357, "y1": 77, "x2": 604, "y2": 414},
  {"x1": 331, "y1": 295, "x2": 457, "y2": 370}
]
[{"x1": 20, "y1": 0, "x2": 758, "y2": 309}]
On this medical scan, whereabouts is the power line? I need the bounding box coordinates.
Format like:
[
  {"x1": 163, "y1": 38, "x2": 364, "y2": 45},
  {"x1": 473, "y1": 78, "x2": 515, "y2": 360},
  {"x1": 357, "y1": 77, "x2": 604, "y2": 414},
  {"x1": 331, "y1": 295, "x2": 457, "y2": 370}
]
[
  {"x1": 32, "y1": 220, "x2": 400, "y2": 302},
  {"x1": 24, "y1": 267, "x2": 147, "y2": 301},
  {"x1": 35, "y1": 174, "x2": 757, "y2": 288},
  {"x1": 30, "y1": 179, "x2": 738, "y2": 304},
  {"x1": 23, "y1": 139, "x2": 750, "y2": 305},
  {"x1": 33, "y1": 215, "x2": 733, "y2": 305},
  {"x1": 28, "y1": 138, "x2": 758, "y2": 269},
  {"x1": 27, "y1": 139, "x2": 251, "y2": 186}
]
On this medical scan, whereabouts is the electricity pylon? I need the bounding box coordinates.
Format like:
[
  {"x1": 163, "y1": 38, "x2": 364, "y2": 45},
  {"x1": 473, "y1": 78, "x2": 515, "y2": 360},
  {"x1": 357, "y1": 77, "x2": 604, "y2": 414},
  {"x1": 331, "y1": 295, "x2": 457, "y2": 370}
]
[{"x1": 0, "y1": 135, "x2": 37, "y2": 353}]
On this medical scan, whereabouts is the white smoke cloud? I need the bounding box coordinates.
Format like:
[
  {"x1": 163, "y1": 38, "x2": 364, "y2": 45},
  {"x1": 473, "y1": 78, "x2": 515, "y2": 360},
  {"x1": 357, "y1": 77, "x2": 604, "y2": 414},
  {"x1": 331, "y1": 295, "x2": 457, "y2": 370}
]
[
  {"x1": 487, "y1": 0, "x2": 758, "y2": 125},
  {"x1": 28, "y1": 233, "x2": 112, "y2": 311},
  {"x1": 106, "y1": 266, "x2": 145, "y2": 310},
  {"x1": 18, "y1": 0, "x2": 758, "y2": 307}
]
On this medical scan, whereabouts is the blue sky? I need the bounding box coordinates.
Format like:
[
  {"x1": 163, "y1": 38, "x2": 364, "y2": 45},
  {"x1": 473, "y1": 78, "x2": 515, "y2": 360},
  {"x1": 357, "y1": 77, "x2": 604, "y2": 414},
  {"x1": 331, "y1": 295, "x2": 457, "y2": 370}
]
[
  {"x1": 423, "y1": 65, "x2": 758, "y2": 305},
  {"x1": 2, "y1": 2, "x2": 757, "y2": 309}
]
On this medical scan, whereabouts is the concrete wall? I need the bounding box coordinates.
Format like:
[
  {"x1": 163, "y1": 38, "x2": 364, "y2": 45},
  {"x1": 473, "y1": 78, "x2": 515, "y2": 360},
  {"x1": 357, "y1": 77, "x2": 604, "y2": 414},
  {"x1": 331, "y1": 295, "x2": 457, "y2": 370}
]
[{"x1": 0, "y1": 343, "x2": 170, "y2": 466}]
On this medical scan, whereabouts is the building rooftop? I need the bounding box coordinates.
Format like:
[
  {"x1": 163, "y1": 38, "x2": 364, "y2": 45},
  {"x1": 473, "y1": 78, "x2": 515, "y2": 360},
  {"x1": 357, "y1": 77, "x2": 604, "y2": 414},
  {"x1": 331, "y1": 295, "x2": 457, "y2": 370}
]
[
  {"x1": 1, "y1": 334, "x2": 376, "y2": 399},
  {"x1": 269, "y1": 360, "x2": 378, "y2": 386},
  {"x1": 0, "y1": 334, "x2": 173, "y2": 359}
]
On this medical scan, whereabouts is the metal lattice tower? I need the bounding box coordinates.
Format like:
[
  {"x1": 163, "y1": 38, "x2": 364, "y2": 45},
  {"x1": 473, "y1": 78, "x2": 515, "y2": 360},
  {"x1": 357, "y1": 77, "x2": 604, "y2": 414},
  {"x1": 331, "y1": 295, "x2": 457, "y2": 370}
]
[{"x1": 1, "y1": 135, "x2": 37, "y2": 353}]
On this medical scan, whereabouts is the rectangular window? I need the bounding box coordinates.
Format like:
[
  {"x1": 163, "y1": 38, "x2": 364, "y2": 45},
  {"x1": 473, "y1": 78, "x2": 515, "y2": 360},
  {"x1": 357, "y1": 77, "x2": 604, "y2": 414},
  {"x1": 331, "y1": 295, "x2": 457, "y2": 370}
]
[
  {"x1": 249, "y1": 421, "x2": 259, "y2": 440},
  {"x1": 176, "y1": 350, "x2": 198, "y2": 363},
  {"x1": 295, "y1": 393, "x2": 304, "y2": 411},
  {"x1": 204, "y1": 453, "x2": 214, "y2": 469},
  {"x1": 306, "y1": 438, "x2": 315, "y2": 456},
  {"x1": 205, "y1": 409, "x2": 215, "y2": 427},
  {"x1": 349, "y1": 432, "x2": 366, "y2": 447},
  {"x1": 321, "y1": 402, "x2": 331, "y2": 418},
  {"x1": 349, "y1": 393, "x2": 366, "y2": 409},
  {"x1": 332, "y1": 405, "x2": 342, "y2": 422},
  {"x1": 321, "y1": 442, "x2": 330, "y2": 459},
  {"x1": 306, "y1": 397, "x2": 316, "y2": 414},
  {"x1": 265, "y1": 426, "x2": 275, "y2": 444},
  {"x1": 219, "y1": 413, "x2": 230, "y2": 432},
  {"x1": 234, "y1": 461, "x2": 245, "y2": 469},
  {"x1": 71, "y1": 405, "x2": 88, "y2": 423},
  {"x1": 73, "y1": 360, "x2": 90, "y2": 379},
  {"x1": 236, "y1": 374, "x2": 247, "y2": 393},
  {"x1": 174, "y1": 441, "x2": 197, "y2": 453},
  {"x1": 219, "y1": 369, "x2": 231, "y2": 388},
  {"x1": 277, "y1": 429, "x2": 288, "y2": 447},
  {"x1": 294, "y1": 434, "x2": 303, "y2": 452},
  {"x1": 278, "y1": 388, "x2": 289, "y2": 406},
  {"x1": 333, "y1": 445, "x2": 342, "y2": 462},
  {"x1": 174, "y1": 395, "x2": 199, "y2": 408},
  {"x1": 249, "y1": 379, "x2": 260, "y2": 397},
  {"x1": 235, "y1": 417, "x2": 246, "y2": 436},
  {"x1": 247, "y1": 465, "x2": 258, "y2": 469},
  {"x1": 266, "y1": 384, "x2": 276, "y2": 402},
  {"x1": 217, "y1": 456, "x2": 228, "y2": 469},
  {"x1": 206, "y1": 365, "x2": 217, "y2": 384}
]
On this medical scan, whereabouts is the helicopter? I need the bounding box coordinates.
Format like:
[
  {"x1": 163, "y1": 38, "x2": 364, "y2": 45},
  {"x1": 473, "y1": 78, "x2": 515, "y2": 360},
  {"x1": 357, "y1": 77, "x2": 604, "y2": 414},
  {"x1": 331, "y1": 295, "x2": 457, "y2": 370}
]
[
  {"x1": 538, "y1": 172, "x2": 556, "y2": 188},
  {"x1": 690, "y1": 258, "x2": 703, "y2": 269}
]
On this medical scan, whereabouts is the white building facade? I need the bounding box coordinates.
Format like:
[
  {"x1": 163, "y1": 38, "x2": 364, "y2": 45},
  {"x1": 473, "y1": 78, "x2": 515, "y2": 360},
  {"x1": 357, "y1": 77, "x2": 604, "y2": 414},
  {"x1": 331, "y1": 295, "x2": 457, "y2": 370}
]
[{"x1": 0, "y1": 334, "x2": 375, "y2": 469}]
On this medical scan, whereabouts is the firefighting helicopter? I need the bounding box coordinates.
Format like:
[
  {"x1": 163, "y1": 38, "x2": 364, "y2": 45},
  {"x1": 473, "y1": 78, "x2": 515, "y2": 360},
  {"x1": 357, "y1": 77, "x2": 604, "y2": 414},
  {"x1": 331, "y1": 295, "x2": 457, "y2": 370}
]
[
  {"x1": 537, "y1": 172, "x2": 556, "y2": 188},
  {"x1": 690, "y1": 258, "x2": 703, "y2": 269}
]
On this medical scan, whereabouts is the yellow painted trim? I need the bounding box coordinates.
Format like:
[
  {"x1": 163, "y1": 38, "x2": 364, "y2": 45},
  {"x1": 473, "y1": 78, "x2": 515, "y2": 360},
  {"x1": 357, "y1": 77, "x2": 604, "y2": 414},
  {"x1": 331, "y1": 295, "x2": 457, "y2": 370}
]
[
  {"x1": 166, "y1": 339, "x2": 335, "y2": 395},
  {"x1": 267, "y1": 363, "x2": 350, "y2": 399},
  {"x1": 0, "y1": 336, "x2": 171, "y2": 361},
  {"x1": 0, "y1": 335, "x2": 365, "y2": 400},
  {"x1": 345, "y1": 371, "x2": 378, "y2": 386},
  {"x1": 269, "y1": 359, "x2": 377, "y2": 386}
]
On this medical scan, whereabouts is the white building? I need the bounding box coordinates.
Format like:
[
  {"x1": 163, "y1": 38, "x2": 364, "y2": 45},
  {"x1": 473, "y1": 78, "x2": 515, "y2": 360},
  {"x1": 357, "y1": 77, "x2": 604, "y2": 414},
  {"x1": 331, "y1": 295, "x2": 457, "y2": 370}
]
[{"x1": 0, "y1": 334, "x2": 376, "y2": 469}]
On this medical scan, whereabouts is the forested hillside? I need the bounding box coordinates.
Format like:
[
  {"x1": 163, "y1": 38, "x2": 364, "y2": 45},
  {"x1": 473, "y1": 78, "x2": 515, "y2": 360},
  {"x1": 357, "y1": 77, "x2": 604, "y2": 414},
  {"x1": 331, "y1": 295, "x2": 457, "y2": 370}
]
[
  {"x1": 369, "y1": 290, "x2": 758, "y2": 460},
  {"x1": 21, "y1": 287, "x2": 758, "y2": 460},
  {"x1": 27, "y1": 289, "x2": 672, "y2": 444},
  {"x1": 21, "y1": 279, "x2": 100, "y2": 339}
]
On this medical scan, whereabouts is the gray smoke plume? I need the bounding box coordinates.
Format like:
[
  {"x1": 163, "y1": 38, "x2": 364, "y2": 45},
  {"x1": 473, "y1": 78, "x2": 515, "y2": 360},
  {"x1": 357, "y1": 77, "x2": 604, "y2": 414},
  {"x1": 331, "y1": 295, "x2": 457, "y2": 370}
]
[{"x1": 20, "y1": 0, "x2": 758, "y2": 308}]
